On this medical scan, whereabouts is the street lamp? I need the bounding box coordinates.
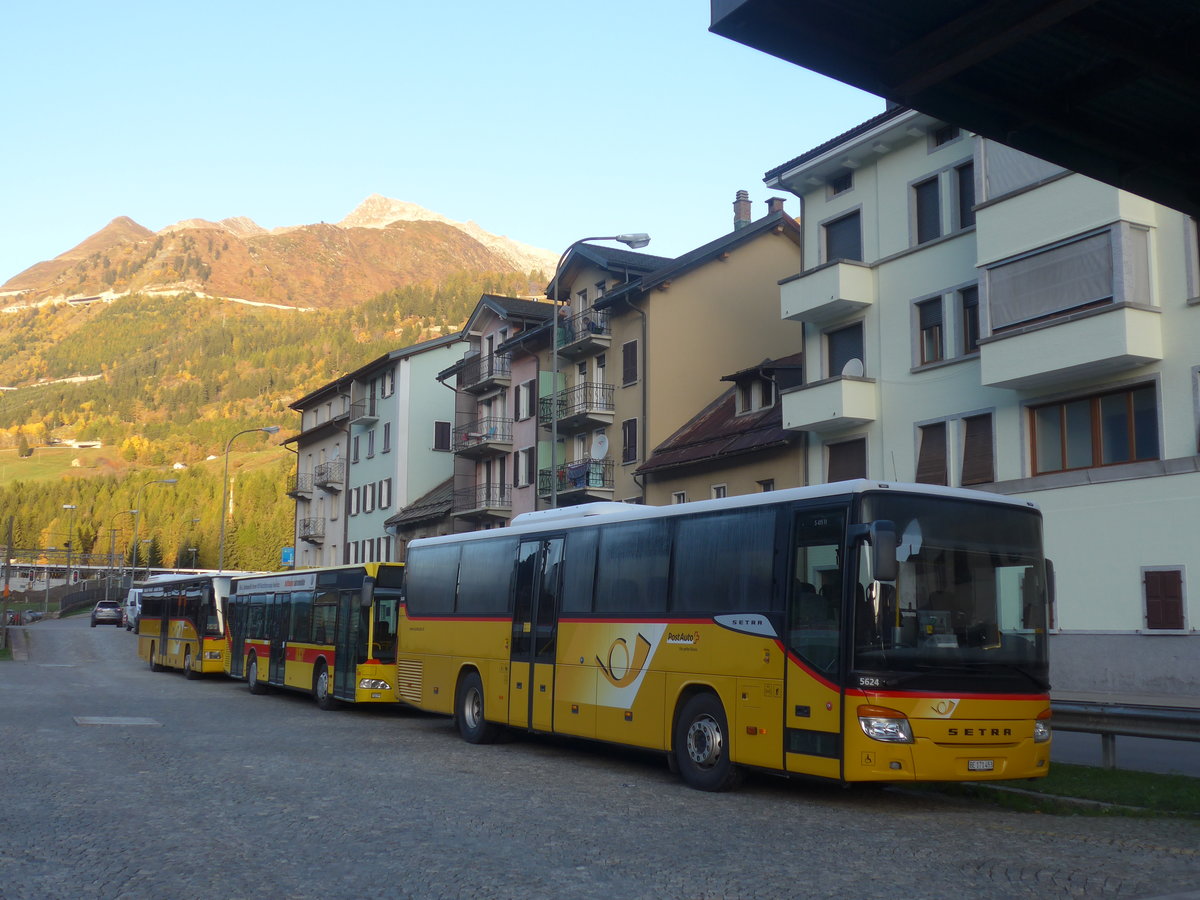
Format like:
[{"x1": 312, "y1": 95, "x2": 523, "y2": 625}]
[
  {"x1": 188, "y1": 547, "x2": 198, "y2": 569},
  {"x1": 105, "y1": 509, "x2": 136, "y2": 602},
  {"x1": 219, "y1": 426, "x2": 281, "y2": 571},
  {"x1": 548, "y1": 234, "x2": 650, "y2": 508},
  {"x1": 131, "y1": 479, "x2": 177, "y2": 584},
  {"x1": 62, "y1": 504, "x2": 77, "y2": 587},
  {"x1": 140, "y1": 539, "x2": 153, "y2": 581}
]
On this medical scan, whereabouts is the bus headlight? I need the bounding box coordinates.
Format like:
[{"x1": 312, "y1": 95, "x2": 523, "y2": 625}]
[
  {"x1": 1034, "y1": 710, "x2": 1052, "y2": 743},
  {"x1": 858, "y1": 705, "x2": 914, "y2": 743},
  {"x1": 359, "y1": 678, "x2": 392, "y2": 691}
]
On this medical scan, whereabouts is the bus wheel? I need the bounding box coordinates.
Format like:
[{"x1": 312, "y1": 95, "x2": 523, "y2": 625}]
[
  {"x1": 673, "y1": 693, "x2": 742, "y2": 792},
  {"x1": 184, "y1": 650, "x2": 197, "y2": 680},
  {"x1": 247, "y1": 654, "x2": 268, "y2": 695},
  {"x1": 149, "y1": 643, "x2": 164, "y2": 673},
  {"x1": 313, "y1": 662, "x2": 339, "y2": 710},
  {"x1": 455, "y1": 671, "x2": 501, "y2": 744}
]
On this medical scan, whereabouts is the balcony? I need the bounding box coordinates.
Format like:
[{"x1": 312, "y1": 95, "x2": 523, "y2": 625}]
[
  {"x1": 349, "y1": 398, "x2": 378, "y2": 425},
  {"x1": 539, "y1": 382, "x2": 615, "y2": 431},
  {"x1": 457, "y1": 352, "x2": 512, "y2": 394},
  {"x1": 452, "y1": 484, "x2": 512, "y2": 520},
  {"x1": 538, "y1": 458, "x2": 615, "y2": 502},
  {"x1": 287, "y1": 472, "x2": 313, "y2": 500},
  {"x1": 452, "y1": 416, "x2": 513, "y2": 459},
  {"x1": 313, "y1": 460, "x2": 345, "y2": 492},
  {"x1": 556, "y1": 307, "x2": 611, "y2": 360},
  {"x1": 781, "y1": 260, "x2": 875, "y2": 325},
  {"x1": 980, "y1": 304, "x2": 1163, "y2": 390},
  {"x1": 781, "y1": 376, "x2": 878, "y2": 432},
  {"x1": 298, "y1": 518, "x2": 325, "y2": 544}
]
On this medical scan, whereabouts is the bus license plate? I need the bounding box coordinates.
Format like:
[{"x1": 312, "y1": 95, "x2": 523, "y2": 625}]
[{"x1": 968, "y1": 759, "x2": 995, "y2": 771}]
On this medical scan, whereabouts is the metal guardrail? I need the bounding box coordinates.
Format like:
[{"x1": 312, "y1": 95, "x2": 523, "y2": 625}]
[{"x1": 1051, "y1": 699, "x2": 1200, "y2": 769}]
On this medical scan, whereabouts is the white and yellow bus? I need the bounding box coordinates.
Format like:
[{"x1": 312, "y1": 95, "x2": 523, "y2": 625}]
[
  {"x1": 396, "y1": 480, "x2": 1053, "y2": 790},
  {"x1": 138, "y1": 573, "x2": 236, "y2": 678},
  {"x1": 225, "y1": 563, "x2": 405, "y2": 709}
]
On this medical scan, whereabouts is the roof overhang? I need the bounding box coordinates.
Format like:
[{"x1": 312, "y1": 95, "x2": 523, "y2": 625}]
[{"x1": 711, "y1": 0, "x2": 1200, "y2": 219}]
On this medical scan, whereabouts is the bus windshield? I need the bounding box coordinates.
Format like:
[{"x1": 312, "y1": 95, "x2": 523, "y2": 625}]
[{"x1": 853, "y1": 494, "x2": 1049, "y2": 692}]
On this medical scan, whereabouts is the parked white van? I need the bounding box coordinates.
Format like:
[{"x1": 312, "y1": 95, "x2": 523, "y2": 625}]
[{"x1": 123, "y1": 589, "x2": 142, "y2": 632}]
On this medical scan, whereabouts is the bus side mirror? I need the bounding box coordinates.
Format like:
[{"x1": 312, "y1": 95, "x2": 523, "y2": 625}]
[
  {"x1": 870, "y1": 521, "x2": 897, "y2": 582},
  {"x1": 361, "y1": 575, "x2": 376, "y2": 609}
]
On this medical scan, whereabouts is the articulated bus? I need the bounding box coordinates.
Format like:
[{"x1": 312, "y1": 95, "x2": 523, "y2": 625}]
[
  {"x1": 225, "y1": 563, "x2": 405, "y2": 709},
  {"x1": 138, "y1": 573, "x2": 236, "y2": 678},
  {"x1": 396, "y1": 480, "x2": 1053, "y2": 790}
]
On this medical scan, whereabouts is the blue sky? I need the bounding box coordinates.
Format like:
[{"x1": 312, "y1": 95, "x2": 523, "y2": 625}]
[{"x1": 1, "y1": 1, "x2": 883, "y2": 284}]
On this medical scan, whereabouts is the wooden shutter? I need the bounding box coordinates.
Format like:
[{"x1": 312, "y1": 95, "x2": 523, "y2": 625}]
[
  {"x1": 827, "y1": 438, "x2": 866, "y2": 482},
  {"x1": 1145, "y1": 569, "x2": 1184, "y2": 630},
  {"x1": 960, "y1": 414, "x2": 995, "y2": 485},
  {"x1": 622, "y1": 419, "x2": 638, "y2": 463},
  {"x1": 915, "y1": 422, "x2": 948, "y2": 485},
  {"x1": 622, "y1": 341, "x2": 638, "y2": 385}
]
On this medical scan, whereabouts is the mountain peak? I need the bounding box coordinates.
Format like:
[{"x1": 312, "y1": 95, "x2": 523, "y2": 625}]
[{"x1": 338, "y1": 195, "x2": 446, "y2": 230}]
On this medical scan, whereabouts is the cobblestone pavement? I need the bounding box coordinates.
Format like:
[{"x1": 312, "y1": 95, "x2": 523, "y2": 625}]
[{"x1": 2, "y1": 617, "x2": 1198, "y2": 900}]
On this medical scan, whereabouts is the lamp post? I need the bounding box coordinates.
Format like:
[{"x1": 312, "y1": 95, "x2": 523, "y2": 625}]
[
  {"x1": 219, "y1": 426, "x2": 280, "y2": 571},
  {"x1": 140, "y1": 539, "x2": 152, "y2": 580},
  {"x1": 131, "y1": 479, "x2": 177, "y2": 584},
  {"x1": 548, "y1": 234, "x2": 650, "y2": 508},
  {"x1": 62, "y1": 504, "x2": 77, "y2": 587},
  {"x1": 105, "y1": 509, "x2": 136, "y2": 602},
  {"x1": 188, "y1": 547, "x2": 198, "y2": 569}
]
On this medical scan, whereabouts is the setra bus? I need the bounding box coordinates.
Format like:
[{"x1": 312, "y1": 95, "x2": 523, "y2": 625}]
[
  {"x1": 396, "y1": 480, "x2": 1053, "y2": 790},
  {"x1": 137, "y1": 573, "x2": 237, "y2": 678},
  {"x1": 225, "y1": 563, "x2": 405, "y2": 709}
]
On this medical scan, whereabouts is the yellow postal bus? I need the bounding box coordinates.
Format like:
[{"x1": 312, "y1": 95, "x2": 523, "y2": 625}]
[
  {"x1": 225, "y1": 563, "x2": 405, "y2": 709},
  {"x1": 396, "y1": 481, "x2": 1053, "y2": 790},
  {"x1": 138, "y1": 573, "x2": 236, "y2": 678}
]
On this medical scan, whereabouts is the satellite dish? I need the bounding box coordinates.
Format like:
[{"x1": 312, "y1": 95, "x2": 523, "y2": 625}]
[
  {"x1": 841, "y1": 357, "x2": 865, "y2": 377},
  {"x1": 591, "y1": 434, "x2": 609, "y2": 459}
]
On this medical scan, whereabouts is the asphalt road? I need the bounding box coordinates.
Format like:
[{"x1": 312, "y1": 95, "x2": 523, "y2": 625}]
[{"x1": 2, "y1": 617, "x2": 1199, "y2": 900}]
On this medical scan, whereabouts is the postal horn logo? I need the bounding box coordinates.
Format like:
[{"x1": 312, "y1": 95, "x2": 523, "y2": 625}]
[{"x1": 597, "y1": 633, "x2": 653, "y2": 688}]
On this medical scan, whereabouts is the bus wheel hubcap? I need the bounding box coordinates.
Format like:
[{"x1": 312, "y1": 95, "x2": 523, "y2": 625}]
[
  {"x1": 465, "y1": 689, "x2": 481, "y2": 728},
  {"x1": 686, "y1": 716, "x2": 723, "y2": 768}
]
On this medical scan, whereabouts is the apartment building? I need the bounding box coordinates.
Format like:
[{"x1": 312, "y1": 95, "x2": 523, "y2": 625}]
[
  {"x1": 765, "y1": 106, "x2": 1200, "y2": 695},
  {"x1": 286, "y1": 333, "x2": 461, "y2": 567}
]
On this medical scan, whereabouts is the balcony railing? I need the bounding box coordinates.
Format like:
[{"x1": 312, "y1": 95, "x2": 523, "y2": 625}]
[
  {"x1": 452, "y1": 416, "x2": 513, "y2": 458},
  {"x1": 287, "y1": 472, "x2": 313, "y2": 500},
  {"x1": 452, "y1": 484, "x2": 512, "y2": 517},
  {"x1": 556, "y1": 307, "x2": 611, "y2": 359},
  {"x1": 313, "y1": 460, "x2": 345, "y2": 492},
  {"x1": 298, "y1": 518, "x2": 325, "y2": 543},
  {"x1": 537, "y1": 458, "x2": 614, "y2": 498},
  {"x1": 457, "y1": 352, "x2": 512, "y2": 394},
  {"x1": 538, "y1": 382, "x2": 615, "y2": 431}
]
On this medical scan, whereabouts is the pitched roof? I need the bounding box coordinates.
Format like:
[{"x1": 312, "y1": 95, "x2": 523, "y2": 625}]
[
  {"x1": 384, "y1": 477, "x2": 454, "y2": 528},
  {"x1": 764, "y1": 106, "x2": 910, "y2": 182},
  {"x1": 547, "y1": 244, "x2": 672, "y2": 301}
]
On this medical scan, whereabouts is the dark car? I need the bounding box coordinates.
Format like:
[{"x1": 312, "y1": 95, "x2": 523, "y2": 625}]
[{"x1": 90, "y1": 600, "x2": 123, "y2": 627}]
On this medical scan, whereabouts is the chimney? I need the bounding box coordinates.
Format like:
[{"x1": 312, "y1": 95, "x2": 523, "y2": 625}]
[
  {"x1": 733, "y1": 190, "x2": 752, "y2": 230},
  {"x1": 767, "y1": 197, "x2": 786, "y2": 216}
]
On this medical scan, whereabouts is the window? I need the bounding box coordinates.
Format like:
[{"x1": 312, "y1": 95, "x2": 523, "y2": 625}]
[
  {"x1": 827, "y1": 437, "x2": 867, "y2": 481},
  {"x1": 515, "y1": 380, "x2": 535, "y2": 421},
  {"x1": 1031, "y1": 384, "x2": 1159, "y2": 475},
  {"x1": 931, "y1": 124, "x2": 960, "y2": 147},
  {"x1": 1144, "y1": 568, "x2": 1185, "y2": 630},
  {"x1": 594, "y1": 521, "x2": 670, "y2": 613},
  {"x1": 917, "y1": 298, "x2": 944, "y2": 364},
  {"x1": 758, "y1": 479, "x2": 774, "y2": 492},
  {"x1": 960, "y1": 414, "x2": 995, "y2": 485},
  {"x1": 350, "y1": 487, "x2": 360, "y2": 516},
  {"x1": 914, "y1": 177, "x2": 941, "y2": 244},
  {"x1": 621, "y1": 418, "x2": 638, "y2": 464},
  {"x1": 434, "y1": 421, "x2": 451, "y2": 451},
  {"x1": 824, "y1": 211, "x2": 862, "y2": 262},
  {"x1": 366, "y1": 429, "x2": 375, "y2": 458},
  {"x1": 380, "y1": 478, "x2": 392, "y2": 508},
  {"x1": 457, "y1": 538, "x2": 518, "y2": 614},
  {"x1": 382, "y1": 422, "x2": 391, "y2": 453},
  {"x1": 915, "y1": 422, "x2": 948, "y2": 485},
  {"x1": 622, "y1": 341, "x2": 638, "y2": 385},
  {"x1": 829, "y1": 170, "x2": 853, "y2": 196},
  {"x1": 351, "y1": 435, "x2": 360, "y2": 462},
  {"x1": 405, "y1": 544, "x2": 460, "y2": 615},
  {"x1": 711, "y1": 484, "x2": 727, "y2": 499},
  {"x1": 595, "y1": 280, "x2": 607, "y2": 297},
  {"x1": 671, "y1": 508, "x2": 777, "y2": 614},
  {"x1": 956, "y1": 162, "x2": 976, "y2": 229},
  {"x1": 959, "y1": 286, "x2": 980, "y2": 354},
  {"x1": 363, "y1": 483, "x2": 375, "y2": 513},
  {"x1": 827, "y1": 322, "x2": 864, "y2": 378},
  {"x1": 672, "y1": 491, "x2": 687, "y2": 504},
  {"x1": 383, "y1": 369, "x2": 395, "y2": 397},
  {"x1": 737, "y1": 376, "x2": 775, "y2": 413}
]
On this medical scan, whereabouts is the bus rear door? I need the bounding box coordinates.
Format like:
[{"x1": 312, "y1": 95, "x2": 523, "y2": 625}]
[{"x1": 509, "y1": 537, "x2": 564, "y2": 732}]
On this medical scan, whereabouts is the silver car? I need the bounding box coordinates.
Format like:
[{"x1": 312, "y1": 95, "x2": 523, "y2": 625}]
[{"x1": 90, "y1": 600, "x2": 123, "y2": 627}]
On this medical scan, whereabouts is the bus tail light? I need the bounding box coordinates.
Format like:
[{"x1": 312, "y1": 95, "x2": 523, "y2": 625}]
[
  {"x1": 1034, "y1": 708, "x2": 1052, "y2": 743},
  {"x1": 858, "y1": 705, "x2": 914, "y2": 744}
]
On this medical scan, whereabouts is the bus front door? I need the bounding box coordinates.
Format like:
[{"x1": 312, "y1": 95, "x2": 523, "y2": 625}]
[
  {"x1": 333, "y1": 590, "x2": 365, "y2": 701},
  {"x1": 268, "y1": 593, "x2": 287, "y2": 685},
  {"x1": 509, "y1": 537, "x2": 564, "y2": 732}
]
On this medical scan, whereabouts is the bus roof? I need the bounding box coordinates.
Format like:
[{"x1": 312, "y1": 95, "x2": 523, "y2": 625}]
[{"x1": 412, "y1": 480, "x2": 1040, "y2": 549}]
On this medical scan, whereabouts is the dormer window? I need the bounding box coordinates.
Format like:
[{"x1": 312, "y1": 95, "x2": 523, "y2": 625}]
[{"x1": 737, "y1": 376, "x2": 776, "y2": 414}]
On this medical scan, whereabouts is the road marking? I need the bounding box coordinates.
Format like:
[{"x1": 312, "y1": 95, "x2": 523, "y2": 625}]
[{"x1": 73, "y1": 717, "x2": 162, "y2": 726}]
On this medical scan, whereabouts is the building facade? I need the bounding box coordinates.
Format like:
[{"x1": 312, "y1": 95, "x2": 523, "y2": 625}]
[{"x1": 766, "y1": 106, "x2": 1200, "y2": 695}]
